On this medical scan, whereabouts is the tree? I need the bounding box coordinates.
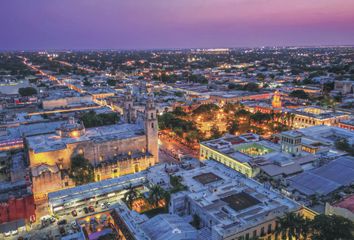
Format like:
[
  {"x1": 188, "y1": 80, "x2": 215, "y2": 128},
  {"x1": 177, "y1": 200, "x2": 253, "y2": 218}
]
[
  {"x1": 18, "y1": 87, "x2": 37, "y2": 96},
  {"x1": 83, "y1": 77, "x2": 92, "y2": 86},
  {"x1": 275, "y1": 212, "x2": 305, "y2": 240},
  {"x1": 172, "y1": 107, "x2": 187, "y2": 116},
  {"x1": 243, "y1": 82, "x2": 260, "y2": 92},
  {"x1": 147, "y1": 185, "x2": 166, "y2": 208},
  {"x1": 107, "y1": 79, "x2": 116, "y2": 86},
  {"x1": 210, "y1": 125, "x2": 222, "y2": 139},
  {"x1": 123, "y1": 185, "x2": 140, "y2": 209},
  {"x1": 190, "y1": 214, "x2": 201, "y2": 229},
  {"x1": 335, "y1": 138, "x2": 354, "y2": 156},
  {"x1": 223, "y1": 103, "x2": 237, "y2": 113},
  {"x1": 322, "y1": 81, "x2": 335, "y2": 94},
  {"x1": 192, "y1": 104, "x2": 219, "y2": 115},
  {"x1": 80, "y1": 111, "x2": 120, "y2": 128},
  {"x1": 174, "y1": 91, "x2": 184, "y2": 97},
  {"x1": 69, "y1": 155, "x2": 94, "y2": 185},
  {"x1": 227, "y1": 120, "x2": 239, "y2": 134},
  {"x1": 311, "y1": 214, "x2": 354, "y2": 240},
  {"x1": 289, "y1": 90, "x2": 309, "y2": 99}
]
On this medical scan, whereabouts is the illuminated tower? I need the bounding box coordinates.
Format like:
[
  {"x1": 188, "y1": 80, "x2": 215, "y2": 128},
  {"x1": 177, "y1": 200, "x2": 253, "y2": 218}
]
[
  {"x1": 123, "y1": 91, "x2": 135, "y2": 123},
  {"x1": 272, "y1": 90, "x2": 282, "y2": 109},
  {"x1": 145, "y1": 94, "x2": 159, "y2": 164}
]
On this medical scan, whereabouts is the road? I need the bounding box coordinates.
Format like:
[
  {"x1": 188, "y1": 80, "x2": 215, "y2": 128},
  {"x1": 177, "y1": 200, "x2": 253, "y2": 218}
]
[{"x1": 158, "y1": 133, "x2": 199, "y2": 161}]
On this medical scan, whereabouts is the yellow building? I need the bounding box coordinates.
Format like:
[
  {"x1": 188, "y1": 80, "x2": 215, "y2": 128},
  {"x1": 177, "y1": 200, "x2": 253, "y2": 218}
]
[
  {"x1": 291, "y1": 107, "x2": 349, "y2": 129},
  {"x1": 26, "y1": 95, "x2": 159, "y2": 202},
  {"x1": 199, "y1": 134, "x2": 272, "y2": 178}
]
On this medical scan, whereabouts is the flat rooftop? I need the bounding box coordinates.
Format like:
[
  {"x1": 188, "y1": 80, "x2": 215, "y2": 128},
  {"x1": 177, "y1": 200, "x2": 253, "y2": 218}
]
[
  {"x1": 292, "y1": 107, "x2": 349, "y2": 119},
  {"x1": 201, "y1": 134, "x2": 280, "y2": 164},
  {"x1": 288, "y1": 156, "x2": 354, "y2": 196},
  {"x1": 193, "y1": 172, "x2": 223, "y2": 185},
  {"x1": 297, "y1": 125, "x2": 354, "y2": 145},
  {"x1": 27, "y1": 123, "x2": 145, "y2": 153},
  {"x1": 221, "y1": 192, "x2": 261, "y2": 211},
  {"x1": 173, "y1": 160, "x2": 301, "y2": 236}
]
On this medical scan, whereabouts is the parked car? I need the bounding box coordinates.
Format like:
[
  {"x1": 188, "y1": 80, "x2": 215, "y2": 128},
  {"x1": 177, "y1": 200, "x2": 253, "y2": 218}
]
[
  {"x1": 59, "y1": 226, "x2": 66, "y2": 235},
  {"x1": 83, "y1": 207, "x2": 89, "y2": 214},
  {"x1": 71, "y1": 210, "x2": 77, "y2": 217},
  {"x1": 49, "y1": 217, "x2": 56, "y2": 223},
  {"x1": 57, "y1": 219, "x2": 67, "y2": 225},
  {"x1": 88, "y1": 206, "x2": 95, "y2": 212}
]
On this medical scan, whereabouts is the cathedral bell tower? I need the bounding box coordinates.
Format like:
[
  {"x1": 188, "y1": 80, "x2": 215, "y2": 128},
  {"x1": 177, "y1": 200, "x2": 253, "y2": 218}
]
[
  {"x1": 145, "y1": 95, "x2": 159, "y2": 164},
  {"x1": 123, "y1": 91, "x2": 135, "y2": 123},
  {"x1": 272, "y1": 90, "x2": 282, "y2": 109}
]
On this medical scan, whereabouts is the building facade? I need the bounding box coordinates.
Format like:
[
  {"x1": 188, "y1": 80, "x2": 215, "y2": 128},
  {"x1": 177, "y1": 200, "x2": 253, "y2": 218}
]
[{"x1": 26, "y1": 95, "x2": 159, "y2": 201}]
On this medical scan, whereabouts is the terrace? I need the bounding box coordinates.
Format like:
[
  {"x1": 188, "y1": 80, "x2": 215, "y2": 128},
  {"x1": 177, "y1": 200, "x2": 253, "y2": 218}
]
[
  {"x1": 234, "y1": 142, "x2": 274, "y2": 157},
  {"x1": 193, "y1": 172, "x2": 223, "y2": 185},
  {"x1": 221, "y1": 192, "x2": 261, "y2": 212}
]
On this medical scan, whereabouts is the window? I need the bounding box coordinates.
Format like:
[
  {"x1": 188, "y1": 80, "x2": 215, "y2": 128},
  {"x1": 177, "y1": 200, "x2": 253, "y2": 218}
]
[
  {"x1": 261, "y1": 227, "x2": 265, "y2": 236},
  {"x1": 245, "y1": 233, "x2": 249, "y2": 240},
  {"x1": 267, "y1": 224, "x2": 272, "y2": 234},
  {"x1": 253, "y1": 230, "x2": 257, "y2": 237},
  {"x1": 151, "y1": 122, "x2": 154, "y2": 128}
]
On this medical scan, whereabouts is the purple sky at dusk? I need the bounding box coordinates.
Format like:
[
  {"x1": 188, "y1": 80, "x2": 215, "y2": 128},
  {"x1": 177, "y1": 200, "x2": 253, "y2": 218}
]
[{"x1": 1, "y1": 0, "x2": 354, "y2": 50}]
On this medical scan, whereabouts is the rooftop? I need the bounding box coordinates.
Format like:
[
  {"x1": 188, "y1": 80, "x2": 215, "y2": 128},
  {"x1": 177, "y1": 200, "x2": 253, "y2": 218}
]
[
  {"x1": 193, "y1": 172, "x2": 223, "y2": 185},
  {"x1": 292, "y1": 107, "x2": 349, "y2": 120},
  {"x1": 333, "y1": 195, "x2": 354, "y2": 213},
  {"x1": 221, "y1": 192, "x2": 261, "y2": 211},
  {"x1": 27, "y1": 123, "x2": 145, "y2": 153},
  {"x1": 174, "y1": 160, "x2": 300, "y2": 236},
  {"x1": 288, "y1": 156, "x2": 354, "y2": 196}
]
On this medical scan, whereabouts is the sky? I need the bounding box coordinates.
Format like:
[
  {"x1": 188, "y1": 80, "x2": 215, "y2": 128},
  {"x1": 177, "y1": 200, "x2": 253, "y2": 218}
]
[{"x1": 1, "y1": 0, "x2": 354, "y2": 50}]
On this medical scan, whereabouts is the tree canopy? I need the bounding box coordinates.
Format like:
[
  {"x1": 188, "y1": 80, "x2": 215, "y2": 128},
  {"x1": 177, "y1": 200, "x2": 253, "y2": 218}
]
[
  {"x1": 80, "y1": 111, "x2": 120, "y2": 128},
  {"x1": 289, "y1": 90, "x2": 309, "y2": 99},
  {"x1": 69, "y1": 154, "x2": 94, "y2": 185},
  {"x1": 276, "y1": 212, "x2": 354, "y2": 240},
  {"x1": 18, "y1": 87, "x2": 37, "y2": 96}
]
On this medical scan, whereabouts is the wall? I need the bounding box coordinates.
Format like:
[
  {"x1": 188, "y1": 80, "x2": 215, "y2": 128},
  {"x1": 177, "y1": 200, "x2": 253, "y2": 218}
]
[
  {"x1": 0, "y1": 195, "x2": 36, "y2": 224},
  {"x1": 200, "y1": 144, "x2": 254, "y2": 178}
]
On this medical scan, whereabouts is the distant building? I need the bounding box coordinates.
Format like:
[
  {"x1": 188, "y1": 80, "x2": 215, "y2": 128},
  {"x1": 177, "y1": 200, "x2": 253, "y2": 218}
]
[
  {"x1": 272, "y1": 90, "x2": 282, "y2": 109},
  {"x1": 325, "y1": 194, "x2": 354, "y2": 221},
  {"x1": 290, "y1": 107, "x2": 349, "y2": 128},
  {"x1": 333, "y1": 80, "x2": 353, "y2": 95},
  {"x1": 0, "y1": 180, "x2": 35, "y2": 224},
  {"x1": 338, "y1": 119, "x2": 354, "y2": 131},
  {"x1": 41, "y1": 90, "x2": 93, "y2": 110}
]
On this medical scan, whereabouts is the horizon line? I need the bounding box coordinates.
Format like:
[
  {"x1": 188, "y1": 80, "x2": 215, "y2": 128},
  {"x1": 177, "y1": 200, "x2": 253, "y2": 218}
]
[{"x1": 1, "y1": 44, "x2": 354, "y2": 53}]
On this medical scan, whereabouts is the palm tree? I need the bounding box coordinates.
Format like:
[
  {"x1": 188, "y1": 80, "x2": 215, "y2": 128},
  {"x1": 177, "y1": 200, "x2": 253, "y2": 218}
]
[
  {"x1": 300, "y1": 218, "x2": 311, "y2": 240},
  {"x1": 311, "y1": 214, "x2": 354, "y2": 240},
  {"x1": 123, "y1": 185, "x2": 140, "y2": 209},
  {"x1": 275, "y1": 212, "x2": 305, "y2": 240},
  {"x1": 147, "y1": 185, "x2": 165, "y2": 207},
  {"x1": 291, "y1": 113, "x2": 296, "y2": 126}
]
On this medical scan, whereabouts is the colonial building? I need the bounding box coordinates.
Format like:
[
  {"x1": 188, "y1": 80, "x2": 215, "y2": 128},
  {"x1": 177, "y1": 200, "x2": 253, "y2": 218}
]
[
  {"x1": 26, "y1": 94, "x2": 159, "y2": 201},
  {"x1": 290, "y1": 107, "x2": 349, "y2": 129}
]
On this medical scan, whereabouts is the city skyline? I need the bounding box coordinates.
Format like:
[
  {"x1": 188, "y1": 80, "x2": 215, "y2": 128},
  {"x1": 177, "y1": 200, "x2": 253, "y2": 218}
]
[{"x1": 1, "y1": 0, "x2": 354, "y2": 50}]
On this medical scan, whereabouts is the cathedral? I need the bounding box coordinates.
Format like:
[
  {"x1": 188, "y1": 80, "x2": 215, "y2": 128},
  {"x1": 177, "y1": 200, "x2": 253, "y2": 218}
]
[
  {"x1": 26, "y1": 92, "x2": 159, "y2": 201},
  {"x1": 272, "y1": 90, "x2": 282, "y2": 109}
]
